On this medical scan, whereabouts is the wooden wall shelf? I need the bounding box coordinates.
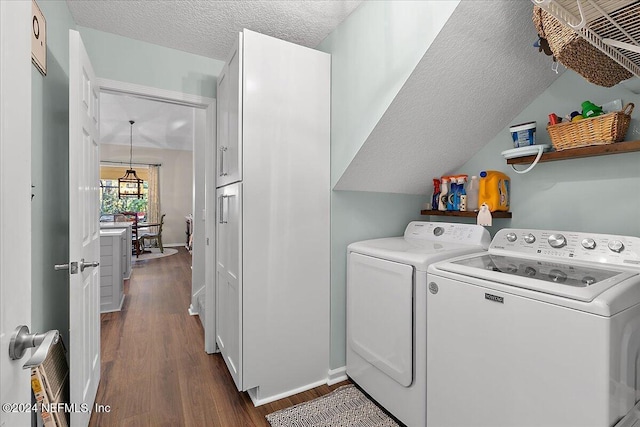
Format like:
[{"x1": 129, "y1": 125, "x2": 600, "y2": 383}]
[
  {"x1": 420, "y1": 210, "x2": 512, "y2": 219},
  {"x1": 507, "y1": 140, "x2": 640, "y2": 165}
]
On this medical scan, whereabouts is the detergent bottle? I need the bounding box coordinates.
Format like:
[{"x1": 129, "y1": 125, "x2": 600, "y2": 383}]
[
  {"x1": 431, "y1": 179, "x2": 441, "y2": 211},
  {"x1": 438, "y1": 178, "x2": 449, "y2": 211},
  {"x1": 467, "y1": 175, "x2": 479, "y2": 211},
  {"x1": 447, "y1": 177, "x2": 457, "y2": 211},
  {"x1": 457, "y1": 176, "x2": 468, "y2": 211},
  {"x1": 478, "y1": 170, "x2": 510, "y2": 212}
]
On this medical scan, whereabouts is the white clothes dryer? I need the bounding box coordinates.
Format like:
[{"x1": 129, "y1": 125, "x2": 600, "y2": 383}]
[
  {"x1": 346, "y1": 221, "x2": 490, "y2": 427},
  {"x1": 427, "y1": 228, "x2": 640, "y2": 427}
]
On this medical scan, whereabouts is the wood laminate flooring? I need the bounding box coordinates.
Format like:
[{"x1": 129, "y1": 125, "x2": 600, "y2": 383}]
[{"x1": 90, "y1": 247, "x2": 348, "y2": 427}]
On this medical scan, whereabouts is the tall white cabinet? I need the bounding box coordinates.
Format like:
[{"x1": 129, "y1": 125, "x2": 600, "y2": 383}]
[{"x1": 215, "y1": 29, "x2": 330, "y2": 405}]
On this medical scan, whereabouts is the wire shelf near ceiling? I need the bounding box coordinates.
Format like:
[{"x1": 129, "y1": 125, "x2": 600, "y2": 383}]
[{"x1": 532, "y1": 0, "x2": 640, "y2": 78}]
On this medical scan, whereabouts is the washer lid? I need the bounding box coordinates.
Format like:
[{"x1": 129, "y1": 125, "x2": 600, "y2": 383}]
[
  {"x1": 348, "y1": 237, "x2": 488, "y2": 271},
  {"x1": 348, "y1": 222, "x2": 490, "y2": 271},
  {"x1": 437, "y1": 253, "x2": 637, "y2": 303}
]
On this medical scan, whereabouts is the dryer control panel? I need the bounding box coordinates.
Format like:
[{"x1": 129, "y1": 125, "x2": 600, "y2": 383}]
[
  {"x1": 490, "y1": 228, "x2": 640, "y2": 268},
  {"x1": 404, "y1": 222, "x2": 491, "y2": 246}
]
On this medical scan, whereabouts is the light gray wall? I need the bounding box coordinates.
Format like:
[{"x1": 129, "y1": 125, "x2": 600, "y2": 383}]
[
  {"x1": 456, "y1": 69, "x2": 640, "y2": 238},
  {"x1": 317, "y1": 0, "x2": 447, "y2": 369},
  {"x1": 78, "y1": 26, "x2": 223, "y2": 98},
  {"x1": 31, "y1": 0, "x2": 76, "y2": 342},
  {"x1": 318, "y1": 0, "x2": 458, "y2": 187}
]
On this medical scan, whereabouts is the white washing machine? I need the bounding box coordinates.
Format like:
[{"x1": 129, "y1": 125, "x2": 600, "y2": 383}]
[
  {"x1": 427, "y1": 228, "x2": 640, "y2": 427},
  {"x1": 347, "y1": 221, "x2": 491, "y2": 427}
]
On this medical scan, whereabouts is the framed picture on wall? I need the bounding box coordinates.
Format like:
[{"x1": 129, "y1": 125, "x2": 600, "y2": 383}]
[{"x1": 32, "y1": 0, "x2": 46, "y2": 76}]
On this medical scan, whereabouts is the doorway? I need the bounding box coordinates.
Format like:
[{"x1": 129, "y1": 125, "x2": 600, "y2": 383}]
[{"x1": 97, "y1": 78, "x2": 217, "y2": 353}]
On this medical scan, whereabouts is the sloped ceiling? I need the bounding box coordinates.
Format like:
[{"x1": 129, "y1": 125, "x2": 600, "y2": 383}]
[
  {"x1": 334, "y1": 0, "x2": 563, "y2": 195},
  {"x1": 66, "y1": 0, "x2": 363, "y2": 61}
]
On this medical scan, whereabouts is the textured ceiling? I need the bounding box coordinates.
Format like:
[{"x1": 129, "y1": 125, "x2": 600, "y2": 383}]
[
  {"x1": 335, "y1": 0, "x2": 563, "y2": 195},
  {"x1": 66, "y1": 0, "x2": 363, "y2": 61},
  {"x1": 100, "y1": 92, "x2": 195, "y2": 151}
]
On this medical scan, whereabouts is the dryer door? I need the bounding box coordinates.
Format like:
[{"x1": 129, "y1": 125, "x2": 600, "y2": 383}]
[{"x1": 347, "y1": 252, "x2": 414, "y2": 386}]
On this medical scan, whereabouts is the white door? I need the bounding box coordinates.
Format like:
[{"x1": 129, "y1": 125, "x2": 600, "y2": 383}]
[
  {"x1": 69, "y1": 29, "x2": 101, "y2": 427},
  {"x1": 216, "y1": 32, "x2": 242, "y2": 188},
  {"x1": 0, "y1": 2, "x2": 32, "y2": 426},
  {"x1": 216, "y1": 183, "x2": 242, "y2": 390}
]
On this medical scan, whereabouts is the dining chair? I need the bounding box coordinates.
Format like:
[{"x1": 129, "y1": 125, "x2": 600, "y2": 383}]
[
  {"x1": 119, "y1": 211, "x2": 141, "y2": 257},
  {"x1": 139, "y1": 214, "x2": 165, "y2": 253}
]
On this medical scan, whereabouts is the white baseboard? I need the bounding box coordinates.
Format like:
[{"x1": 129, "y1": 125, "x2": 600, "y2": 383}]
[
  {"x1": 101, "y1": 294, "x2": 126, "y2": 314},
  {"x1": 188, "y1": 304, "x2": 198, "y2": 316},
  {"x1": 164, "y1": 243, "x2": 185, "y2": 248},
  {"x1": 247, "y1": 378, "x2": 327, "y2": 407},
  {"x1": 327, "y1": 366, "x2": 348, "y2": 385}
]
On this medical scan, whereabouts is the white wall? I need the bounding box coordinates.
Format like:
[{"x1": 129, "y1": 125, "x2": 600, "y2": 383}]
[{"x1": 100, "y1": 144, "x2": 193, "y2": 245}]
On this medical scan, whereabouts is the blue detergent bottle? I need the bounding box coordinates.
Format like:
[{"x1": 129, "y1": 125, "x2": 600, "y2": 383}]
[{"x1": 447, "y1": 178, "x2": 457, "y2": 211}]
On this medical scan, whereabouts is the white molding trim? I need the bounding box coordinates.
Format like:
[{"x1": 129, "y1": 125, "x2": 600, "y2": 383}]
[
  {"x1": 101, "y1": 294, "x2": 126, "y2": 314},
  {"x1": 192, "y1": 285, "x2": 205, "y2": 301},
  {"x1": 163, "y1": 243, "x2": 188, "y2": 248},
  {"x1": 327, "y1": 367, "x2": 348, "y2": 386},
  {"x1": 247, "y1": 379, "x2": 328, "y2": 407},
  {"x1": 188, "y1": 304, "x2": 198, "y2": 316},
  {"x1": 203, "y1": 100, "x2": 217, "y2": 355},
  {"x1": 97, "y1": 78, "x2": 214, "y2": 108}
]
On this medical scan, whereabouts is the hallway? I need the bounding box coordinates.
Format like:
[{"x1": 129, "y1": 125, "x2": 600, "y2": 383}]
[{"x1": 90, "y1": 248, "x2": 345, "y2": 426}]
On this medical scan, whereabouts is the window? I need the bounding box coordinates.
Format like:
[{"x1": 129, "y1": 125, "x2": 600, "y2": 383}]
[{"x1": 100, "y1": 166, "x2": 149, "y2": 221}]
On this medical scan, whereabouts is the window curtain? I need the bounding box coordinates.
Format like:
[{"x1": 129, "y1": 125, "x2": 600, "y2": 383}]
[{"x1": 147, "y1": 165, "x2": 160, "y2": 224}]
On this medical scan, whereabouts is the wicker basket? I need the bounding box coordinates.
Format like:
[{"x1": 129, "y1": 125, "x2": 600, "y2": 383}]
[
  {"x1": 532, "y1": 6, "x2": 632, "y2": 88},
  {"x1": 547, "y1": 103, "x2": 634, "y2": 151}
]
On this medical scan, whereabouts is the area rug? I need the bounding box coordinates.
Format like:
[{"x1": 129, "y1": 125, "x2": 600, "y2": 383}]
[
  {"x1": 133, "y1": 248, "x2": 177, "y2": 262},
  {"x1": 266, "y1": 384, "x2": 399, "y2": 427}
]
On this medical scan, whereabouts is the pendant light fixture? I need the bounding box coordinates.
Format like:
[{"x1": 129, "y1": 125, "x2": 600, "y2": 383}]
[{"x1": 118, "y1": 120, "x2": 144, "y2": 199}]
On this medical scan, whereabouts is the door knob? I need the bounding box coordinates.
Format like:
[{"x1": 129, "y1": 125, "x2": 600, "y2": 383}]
[
  {"x1": 79, "y1": 258, "x2": 99, "y2": 272},
  {"x1": 54, "y1": 262, "x2": 78, "y2": 274},
  {"x1": 9, "y1": 325, "x2": 60, "y2": 369}
]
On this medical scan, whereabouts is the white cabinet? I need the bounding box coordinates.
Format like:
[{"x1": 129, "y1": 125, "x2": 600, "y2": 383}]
[
  {"x1": 216, "y1": 182, "x2": 242, "y2": 389},
  {"x1": 99, "y1": 221, "x2": 132, "y2": 279},
  {"x1": 215, "y1": 29, "x2": 330, "y2": 404},
  {"x1": 216, "y1": 33, "x2": 242, "y2": 188},
  {"x1": 99, "y1": 229, "x2": 126, "y2": 313}
]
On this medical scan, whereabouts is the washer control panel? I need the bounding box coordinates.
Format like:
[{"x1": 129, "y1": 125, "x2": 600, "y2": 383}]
[
  {"x1": 404, "y1": 221, "x2": 491, "y2": 246},
  {"x1": 490, "y1": 228, "x2": 640, "y2": 267}
]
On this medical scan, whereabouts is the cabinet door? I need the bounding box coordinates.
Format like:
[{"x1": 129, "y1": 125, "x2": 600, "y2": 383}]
[
  {"x1": 215, "y1": 183, "x2": 243, "y2": 390},
  {"x1": 216, "y1": 62, "x2": 229, "y2": 188},
  {"x1": 217, "y1": 32, "x2": 243, "y2": 187}
]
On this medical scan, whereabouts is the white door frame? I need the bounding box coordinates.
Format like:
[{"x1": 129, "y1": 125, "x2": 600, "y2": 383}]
[
  {"x1": 0, "y1": 1, "x2": 32, "y2": 426},
  {"x1": 96, "y1": 78, "x2": 217, "y2": 353}
]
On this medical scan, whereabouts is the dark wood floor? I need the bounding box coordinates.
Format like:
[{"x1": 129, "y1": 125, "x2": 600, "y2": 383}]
[{"x1": 90, "y1": 247, "x2": 348, "y2": 427}]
